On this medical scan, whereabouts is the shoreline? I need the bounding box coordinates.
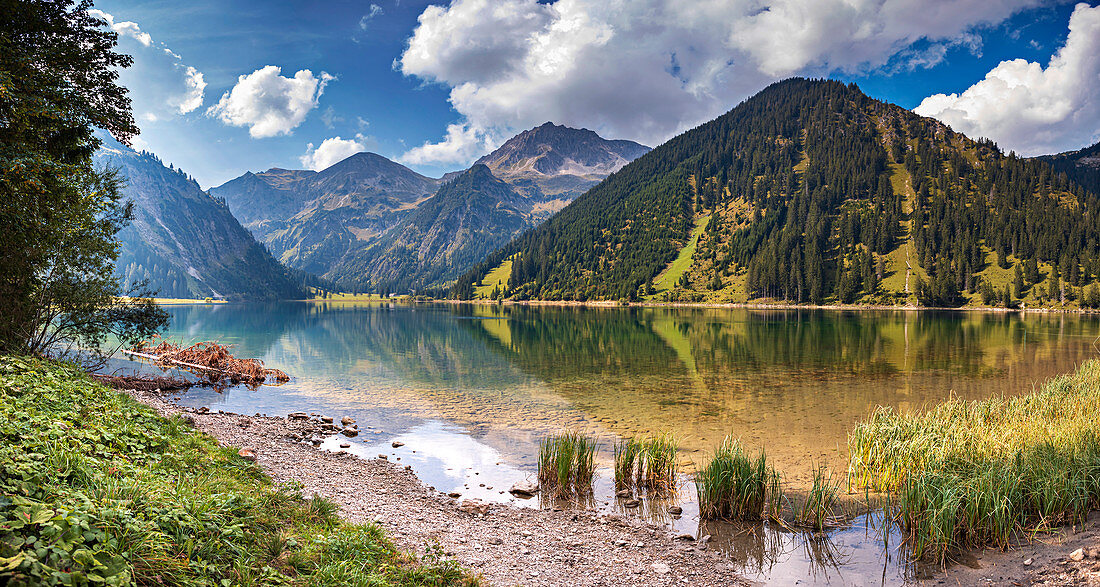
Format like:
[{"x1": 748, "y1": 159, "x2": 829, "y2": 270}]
[
  {"x1": 433, "y1": 297, "x2": 1097, "y2": 314},
  {"x1": 128, "y1": 389, "x2": 746, "y2": 587},
  {"x1": 121, "y1": 386, "x2": 1100, "y2": 585}
]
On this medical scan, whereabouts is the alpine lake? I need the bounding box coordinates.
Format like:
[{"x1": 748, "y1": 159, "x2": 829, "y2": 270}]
[{"x1": 116, "y1": 301, "x2": 1100, "y2": 585}]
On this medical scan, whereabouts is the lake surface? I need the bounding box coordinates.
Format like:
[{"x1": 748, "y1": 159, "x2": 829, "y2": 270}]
[{"x1": 118, "y1": 302, "x2": 1100, "y2": 584}]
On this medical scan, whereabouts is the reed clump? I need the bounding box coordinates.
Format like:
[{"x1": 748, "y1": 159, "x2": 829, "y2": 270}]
[
  {"x1": 614, "y1": 432, "x2": 679, "y2": 494},
  {"x1": 794, "y1": 464, "x2": 842, "y2": 531},
  {"x1": 538, "y1": 432, "x2": 597, "y2": 498},
  {"x1": 696, "y1": 437, "x2": 779, "y2": 520},
  {"x1": 848, "y1": 360, "x2": 1100, "y2": 561}
]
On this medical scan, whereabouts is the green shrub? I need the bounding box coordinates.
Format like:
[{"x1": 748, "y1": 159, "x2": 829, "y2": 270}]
[{"x1": 0, "y1": 356, "x2": 478, "y2": 586}]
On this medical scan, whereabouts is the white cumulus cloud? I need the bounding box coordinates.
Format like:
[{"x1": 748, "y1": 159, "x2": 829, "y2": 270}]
[
  {"x1": 400, "y1": 123, "x2": 503, "y2": 167},
  {"x1": 88, "y1": 9, "x2": 206, "y2": 117},
  {"x1": 915, "y1": 2, "x2": 1100, "y2": 155},
  {"x1": 208, "y1": 66, "x2": 335, "y2": 138},
  {"x1": 301, "y1": 134, "x2": 373, "y2": 171},
  {"x1": 398, "y1": 0, "x2": 1045, "y2": 166}
]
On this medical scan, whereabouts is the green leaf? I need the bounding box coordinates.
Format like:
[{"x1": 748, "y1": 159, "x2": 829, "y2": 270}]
[{"x1": 0, "y1": 552, "x2": 24, "y2": 571}]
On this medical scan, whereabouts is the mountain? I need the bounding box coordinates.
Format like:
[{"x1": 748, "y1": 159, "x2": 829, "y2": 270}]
[
  {"x1": 210, "y1": 125, "x2": 649, "y2": 290},
  {"x1": 453, "y1": 78, "x2": 1100, "y2": 309},
  {"x1": 335, "y1": 165, "x2": 528, "y2": 292},
  {"x1": 211, "y1": 153, "x2": 440, "y2": 278},
  {"x1": 1037, "y1": 141, "x2": 1100, "y2": 197},
  {"x1": 96, "y1": 137, "x2": 309, "y2": 301},
  {"x1": 473, "y1": 122, "x2": 651, "y2": 220}
]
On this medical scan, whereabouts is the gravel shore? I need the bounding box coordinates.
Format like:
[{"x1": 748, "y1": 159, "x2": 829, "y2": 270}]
[{"x1": 129, "y1": 389, "x2": 748, "y2": 587}]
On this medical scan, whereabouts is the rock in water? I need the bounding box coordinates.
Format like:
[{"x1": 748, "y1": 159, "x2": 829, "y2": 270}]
[
  {"x1": 342, "y1": 427, "x2": 358, "y2": 437},
  {"x1": 668, "y1": 505, "x2": 683, "y2": 515},
  {"x1": 341, "y1": 416, "x2": 355, "y2": 426},
  {"x1": 509, "y1": 481, "x2": 538, "y2": 497},
  {"x1": 391, "y1": 440, "x2": 405, "y2": 448}
]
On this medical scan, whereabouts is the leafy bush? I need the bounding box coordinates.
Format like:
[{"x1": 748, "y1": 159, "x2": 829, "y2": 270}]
[{"x1": 0, "y1": 356, "x2": 478, "y2": 586}]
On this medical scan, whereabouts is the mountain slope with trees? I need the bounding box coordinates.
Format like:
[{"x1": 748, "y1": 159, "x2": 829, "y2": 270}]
[
  {"x1": 453, "y1": 78, "x2": 1100, "y2": 308},
  {"x1": 98, "y1": 136, "x2": 309, "y2": 300},
  {"x1": 1038, "y1": 141, "x2": 1100, "y2": 198}
]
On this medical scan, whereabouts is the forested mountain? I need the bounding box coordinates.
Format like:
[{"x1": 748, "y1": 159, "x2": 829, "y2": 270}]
[
  {"x1": 1037, "y1": 141, "x2": 1100, "y2": 198},
  {"x1": 452, "y1": 78, "x2": 1100, "y2": 308},
  {"x1": 96, "y1": 136, "x2": 309, "y2": 300},
  {"x1": 210, "y1": 125, "x2": 648, "y2": 291},
  {"x1": 335, "y1": 165, "x2": 529, "y2": 292}
]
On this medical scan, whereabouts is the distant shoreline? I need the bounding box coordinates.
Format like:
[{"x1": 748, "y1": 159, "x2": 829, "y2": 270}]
[{"x1": 433, "y1": 297, "x2": 1097, "y2": 314}]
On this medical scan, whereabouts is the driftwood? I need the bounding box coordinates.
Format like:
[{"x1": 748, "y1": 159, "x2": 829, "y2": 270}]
[
  {"x1": 91, "y1": 372, "x2": 192, "y2": 392},
  {"x1": 126, "y1": 339, "x2": 289, "y2": 387}
]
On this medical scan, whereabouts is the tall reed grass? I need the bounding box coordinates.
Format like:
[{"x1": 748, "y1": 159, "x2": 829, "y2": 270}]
[
  {"x1": 848, "y1": 360, "x2": 1100, "y2": 561},
  {"x1": 538, "y1": 432, "x2": 597, "y2": 498},
  {"x1": 695, "y1": 437, "x2": 778, "y2": 520},
  {"x1": 613, "y1": 433, "x2": 679, "y2": 494}
]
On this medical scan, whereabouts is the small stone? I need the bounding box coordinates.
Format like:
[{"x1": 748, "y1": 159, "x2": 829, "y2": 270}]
[
  {"x1": 1024, "y1": 558, "x2": 1033, "y2": 566},
  {"x1": 392, "y1": 441, "x2": 405, "y2": 448},
  {"x1": 668, "y1": 506, "x2": 683, "y2": 515},
  {"x1": 615, "y1": 489, "x2": 632, "y2": 498},
  {"x1": 321, "y1": 416, "x2": 334, "y2": 424},
  {"x1": 237, "y1": 448, "x2": 256, "y2": 462},
  {"x1": 509, "y1": 481, "x2": 538, "y2": 497},
  {"x1": 651, "y1": 562, "x2": 671, "y2": 575},
  {"x1": 674, "y1": 534, "x2": 694, "y2": 541},
  {"x1": 339, "y1": 442, "x2": 351, "y2": 448},
  {"x1": 459, "y1": 499, "x2": 490, "y2": 515},
  {"x1": 1070, "y1": 548, "x2": 1085, "y2": 562},
  {"x1": 489, "y1": 537, "x2": 503, "y2": 545},
  {"x1": 342, "y1": 428, "x2": 358, "y2": 437},
  {"x1": 288, "y1": 412, "x2": 308, "y2": 421},
  {"x1": 378, "y1": 454, "x2": 388, "y2": 460},
  {"x1": 341, "y1": 416, "x2": 356, "y2": 426},
  {"x1": 448, "y1": 492, "x2": 462, "y2": 498},
  {"x1": 623, "y1": 499, "x2": 641, "y2": 508}
]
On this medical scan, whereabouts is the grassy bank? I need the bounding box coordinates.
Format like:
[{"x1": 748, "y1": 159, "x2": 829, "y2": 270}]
[
  {"x1": 849, "y1": 360, "x2": 1100, "y2": 561},
  {"x1": 0, "y1": 356, "x2": 478, "y2": 586}
]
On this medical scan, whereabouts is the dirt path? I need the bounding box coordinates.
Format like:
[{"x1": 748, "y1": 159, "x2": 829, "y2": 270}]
[{"x1": 130, "y1": 390, "x2": 748, "y2": 587}]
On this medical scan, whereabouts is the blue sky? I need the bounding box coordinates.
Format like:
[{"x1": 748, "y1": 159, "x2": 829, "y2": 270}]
[{"x1": 93, "y1": 0, "x2": 1100, "y2": 188}]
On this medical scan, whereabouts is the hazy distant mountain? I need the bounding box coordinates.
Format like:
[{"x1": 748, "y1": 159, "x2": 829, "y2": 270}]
[
  {"x1": 336, "y1": 165, "x2": 529, "y2": 291},
  {"x1": 1037, "y1": 141, "x2": 1100, "y2": 196},
  {"x1": 474, "y1": 122, "x2": 650, "y2": 220},
  {"x1": 211, "y1": 152, "x2": 440, "y2": 278},
  {"x1": 210, "y1": 124, "x2": 648, "y2": 291},
  {"x1": 96, "y1": 136, "x2": 308, "y2": 300}
]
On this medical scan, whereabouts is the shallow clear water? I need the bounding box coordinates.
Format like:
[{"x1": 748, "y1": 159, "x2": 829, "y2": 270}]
[{"x1": 113, "y1": 302, "x2": 1100, "y2": 584}]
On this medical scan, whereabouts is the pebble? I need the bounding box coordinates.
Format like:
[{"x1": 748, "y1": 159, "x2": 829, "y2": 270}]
[
  {"x1": 623, "y1": 499, "x2": 640, "y2": 508},
  {"x1": 1069, "y1": 548, "x2": 1085, "y2": 562},
  {"x1": 392, "y1": 441, "x2": 404, "y2": 448},
  {"x1": 237, "y1": 448, "x2": 256, "y2": 461},
  {"x1": 341, "y1": 416, "x2": 355, "y2": 426},
  {"x1": 652, "y1": 562, "x2": 671, "y2": 575},
  {"x1": 668, "y1": 506, "x2": 683, "y2": 515},
  {"x1": 339, "y1": 442, "x2": 351, "y2": 448}
]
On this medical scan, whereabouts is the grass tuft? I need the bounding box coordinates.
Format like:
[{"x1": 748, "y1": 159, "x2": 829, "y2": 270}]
[
  {"x1": 614, "y1": 433, "x2": 679, "y2": 494},
  {"x1": 695, "y1": 436, "x2": 778, "y2": 521},
  {"x1": 537, "y1": 432, "x2": 597, "y2": 498},
  {"x1": 848, "y1": 359, "x2": 1100, "y2": 561}
]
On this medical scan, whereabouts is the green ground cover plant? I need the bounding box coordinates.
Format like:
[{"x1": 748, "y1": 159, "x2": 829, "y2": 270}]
[{"x1": 0, "y1": 356, "x2": 478, "y2": 586}]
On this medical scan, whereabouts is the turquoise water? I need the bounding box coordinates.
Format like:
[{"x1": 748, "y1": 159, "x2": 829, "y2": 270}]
[{"x1": 116, "y1": 302, "x2": 1100, "y2": 584}]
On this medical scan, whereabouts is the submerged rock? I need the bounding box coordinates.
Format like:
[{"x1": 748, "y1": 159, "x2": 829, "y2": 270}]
[
  {"x1": 623, "y1": 499, "x2": 640, "y2": 508},
  {"x1": 509, "y1": 481, "x2": 538, "y2": 497},
  {"x1": 668, "y1": 506, "x2": 683, "y2": 515},
  {"x1": 340, "y1": 416, "x2": 356, "y2": 426}
]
